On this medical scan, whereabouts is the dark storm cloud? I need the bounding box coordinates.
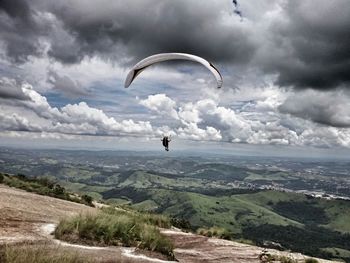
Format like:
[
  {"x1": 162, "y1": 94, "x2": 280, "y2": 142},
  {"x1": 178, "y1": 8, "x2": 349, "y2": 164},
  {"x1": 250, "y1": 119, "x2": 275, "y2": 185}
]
[
  {"x1": 1, "y1": 0, "x2": 349, "y2": 93},
  {"x1": 0, "y1": 0, "x2": 30, "y2": 18},
  {"x1": 0, "y1": 0, "x2": 256, "y2": 65},
  {"x1": 0, "y1": 0, "x2": 48, "y2": 63},
  {"x1": 279, "y1": 89, "x2": 350, "y2": 128},
  {"x1": 263, "y1": 0, "x2": 350, "y2": 90},
  {"x1": 47, "y1": 0, "x2": 255, "y2": 65}
]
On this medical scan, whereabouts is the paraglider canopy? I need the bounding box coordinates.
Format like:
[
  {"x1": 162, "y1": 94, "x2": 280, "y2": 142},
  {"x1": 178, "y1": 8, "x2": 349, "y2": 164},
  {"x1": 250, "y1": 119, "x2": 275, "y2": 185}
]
[{"x1": 124, "y1": 53, "x2": 223, "y2": 89}]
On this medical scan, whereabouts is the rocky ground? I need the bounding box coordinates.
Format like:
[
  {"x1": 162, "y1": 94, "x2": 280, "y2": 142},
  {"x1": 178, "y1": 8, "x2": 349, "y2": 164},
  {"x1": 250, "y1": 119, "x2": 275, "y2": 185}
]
[{"x1": 0, "y1": 184, "x2": 338, "y2": 263}]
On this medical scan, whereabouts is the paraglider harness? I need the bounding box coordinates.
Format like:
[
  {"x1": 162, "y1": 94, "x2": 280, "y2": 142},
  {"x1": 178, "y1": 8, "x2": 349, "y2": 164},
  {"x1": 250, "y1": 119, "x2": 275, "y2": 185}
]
[{"x1": 162, "y1": 136, "x2": 171, "y2": 151}]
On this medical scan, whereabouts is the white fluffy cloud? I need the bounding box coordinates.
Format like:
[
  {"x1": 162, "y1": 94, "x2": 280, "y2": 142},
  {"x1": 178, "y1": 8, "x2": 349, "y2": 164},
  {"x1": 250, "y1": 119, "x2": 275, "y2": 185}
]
[
  {"x1": 0, "y1": 78, "x2": 153, "y2": 136},
  {"x1": 1, "y1": 78, "x2": 350, "y2": 149},
  {"x1": 139, "y1": 94, "x2": 179, "y2": 120},
  {"x1": 139, "y1": 91, "x2": 350, "y2": 148}
]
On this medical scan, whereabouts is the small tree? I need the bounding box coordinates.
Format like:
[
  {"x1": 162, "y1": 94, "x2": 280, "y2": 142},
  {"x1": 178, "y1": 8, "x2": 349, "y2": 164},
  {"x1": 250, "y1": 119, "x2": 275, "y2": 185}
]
[
  {"x1": 37, "y1": 177, "x2": 55, "y2": 189},
  {"x1": 16, "y1": 173, "x2": 27, "y2": 180},
  {"x1": 81, "y1": 194, "x2": 93, "y2": 206},
  {"x1": 170, "y1": 217, "x2": 192, "y2": 230},
  {"x1": 0, "y1": 173, "x2": 4, "y2": 183},
  {"x1": 53, "y1": 184, "x2": 65, "y2": 196}
]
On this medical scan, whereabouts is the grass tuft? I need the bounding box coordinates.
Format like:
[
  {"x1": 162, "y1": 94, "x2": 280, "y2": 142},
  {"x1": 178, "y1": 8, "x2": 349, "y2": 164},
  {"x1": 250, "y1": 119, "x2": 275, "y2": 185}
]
[
  {"x1": 197, "y1": 226, "x2": 232, "y2": 239},
  {"x1": 55, "y1": 208, "x2": 174, "y2": 259}
]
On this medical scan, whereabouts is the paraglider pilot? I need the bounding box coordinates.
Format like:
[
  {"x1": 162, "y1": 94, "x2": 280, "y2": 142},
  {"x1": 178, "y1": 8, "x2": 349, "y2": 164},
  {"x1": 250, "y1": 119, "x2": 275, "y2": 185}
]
[{"x1": 161, "y1": 136, "x2": 171, "y2": 151}]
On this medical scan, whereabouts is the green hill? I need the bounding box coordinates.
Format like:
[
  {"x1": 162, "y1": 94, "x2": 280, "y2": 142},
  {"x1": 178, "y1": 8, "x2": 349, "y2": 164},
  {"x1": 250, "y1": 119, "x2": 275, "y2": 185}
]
[{"x1": 102, "y1": 186, "x2": 350, "y2": 262}]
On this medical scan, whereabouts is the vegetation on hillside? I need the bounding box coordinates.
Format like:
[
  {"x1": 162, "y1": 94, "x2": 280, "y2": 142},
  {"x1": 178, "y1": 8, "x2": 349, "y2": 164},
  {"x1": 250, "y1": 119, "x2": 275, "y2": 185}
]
[
  {"x1": 102, "y1": 186, "x2": 350, "y2": 262},
  {"x1": 0, "y1": 173, "x2": 94, "y2": 207},
  {"x1": 243, "y1": 223, "x2": 350, "y2": 262},
  {"x1": 54, "y1": 207, "x2": 175, "y2": 259}
]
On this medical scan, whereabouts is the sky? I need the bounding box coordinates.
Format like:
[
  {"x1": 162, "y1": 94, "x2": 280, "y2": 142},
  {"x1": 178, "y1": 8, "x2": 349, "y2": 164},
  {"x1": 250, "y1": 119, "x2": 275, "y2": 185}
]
[{"x1": 0, "y1": 0, "x2": 350, "y2": 157}]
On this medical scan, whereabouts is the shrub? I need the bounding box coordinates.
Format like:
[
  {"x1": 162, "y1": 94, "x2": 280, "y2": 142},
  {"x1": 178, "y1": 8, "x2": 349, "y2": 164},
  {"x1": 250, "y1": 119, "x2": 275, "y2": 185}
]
[
  {"x1": 0, "y1": 173, "x2": 4, "y2": 183},
  {"x1": 55, "y1": 210, "x2": 174, "y2": 259},
  {"x1": 197, "y1": 226, "x2": 232, "y2": 240},
  {"x1": 36, "y1": 177, "x2": 55, "y2": 189},
  {"x1": 171, "y1": 217, "x2": 192, "y2": 230},
  {"x1": 139, "y1": 224, "x2": 174, "y2": 259},
  {"x1": 53, "y1": 184, "x2": 65, "y2": 196},
  {"x1": 138, "y1": 212, "x2": 171, "y2": 228},
  {"x1": 16, "y1": 173, "x2": 27, "y2": 180},
  {"x1": 81, "y1": 195, "x2": 93, "y2": 207},
  {"x1": 102, "y1": 207, "x2": 171, "y2": 228},
  {"x1": 305, "y1": 259, "x2": 318, "y2": 263}
]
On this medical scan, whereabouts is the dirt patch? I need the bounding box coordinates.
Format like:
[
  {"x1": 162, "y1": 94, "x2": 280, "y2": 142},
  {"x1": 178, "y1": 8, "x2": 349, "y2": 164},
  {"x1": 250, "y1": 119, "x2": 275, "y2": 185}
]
[{"x1": 0, "y1": 184, "x2": 95, "y2": 244}]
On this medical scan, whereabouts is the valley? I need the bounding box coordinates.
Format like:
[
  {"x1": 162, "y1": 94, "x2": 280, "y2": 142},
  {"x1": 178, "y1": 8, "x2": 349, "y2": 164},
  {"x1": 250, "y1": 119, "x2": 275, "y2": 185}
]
[{"x1": 1, "y1": 147, "x2": 350, "y2": 262}]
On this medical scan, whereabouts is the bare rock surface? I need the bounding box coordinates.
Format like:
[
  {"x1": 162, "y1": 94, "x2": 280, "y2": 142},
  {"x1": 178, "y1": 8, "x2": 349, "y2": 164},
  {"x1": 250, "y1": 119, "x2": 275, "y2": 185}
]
[{"x1": 161, "y1": 229, "x2": 337, "y2": 263}]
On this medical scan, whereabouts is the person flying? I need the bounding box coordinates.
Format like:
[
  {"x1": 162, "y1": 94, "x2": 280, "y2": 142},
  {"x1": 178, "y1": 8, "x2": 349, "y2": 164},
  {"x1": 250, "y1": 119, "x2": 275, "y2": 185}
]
[{"x1": 161, "y1": 136, "x2": 171, "y2": 151}]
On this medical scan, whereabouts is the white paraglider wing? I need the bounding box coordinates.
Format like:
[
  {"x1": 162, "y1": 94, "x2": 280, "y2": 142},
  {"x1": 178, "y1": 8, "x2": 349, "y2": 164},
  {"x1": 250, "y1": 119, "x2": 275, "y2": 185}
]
[{"x1": 124, "y1": 53, "x2": 223, "y2": 89}]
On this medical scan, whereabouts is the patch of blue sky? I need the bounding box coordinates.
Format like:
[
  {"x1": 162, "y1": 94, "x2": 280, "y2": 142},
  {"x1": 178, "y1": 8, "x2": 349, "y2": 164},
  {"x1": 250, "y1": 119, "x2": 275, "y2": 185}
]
[
  {"x1": 44, "y1": 93, "x2": 81, "y2": 108},
  {"x1": 110, "y1": 107, "x2": 151, "y2": 120},
  {"x1": 76, "y1": 80, "x2": 132, "y2": 111},
  {"x1": 229, "y1": 100, "x2": 255, "y2": 111},
  {"x1": 125, "y1": 80, "x2": 178, "y2": 97}
]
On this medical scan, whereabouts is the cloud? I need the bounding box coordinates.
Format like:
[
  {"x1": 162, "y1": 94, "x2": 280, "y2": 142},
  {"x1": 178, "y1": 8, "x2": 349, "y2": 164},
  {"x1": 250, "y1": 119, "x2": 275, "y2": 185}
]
[
  {"x1": 0, "y1": 77, "x2": 31, "y2": 100},
  {"x1": 177, "y1": 123, "x2": 222, "y2": 141},
  {"x1": 1, "y1": 78, "x2": 350, "y2": 149},
  {"x1": 0, "y1": 0, "x2": 50, "y2": 63},
  {"x1": 139, "y1": 94, "x2": 179, "y2": 120},
  {"x1": 47, "y1": 70, "x2": 87, "y2": 98},
  {"x1": 1, "y1": 0, "x2": 350, "y2": 150},
  {"x1": 138, "y1": 92, "x2": 350, "y2": 148},
  {"x1": 0, "y1": 78, "x2": 154, "y2": 136},
  {"x1": 51, "y1": 0, "x2": 256, "y2": 64},
  {"x1": 139, "y1": 93, "x2": 284, "y2": 144},
  {"x1": 257, "y1": 0, "x2": 350, "y2": 90},
  {"x1": 279, "y1": 89, "x2": 350, "y2": 127},
  {"x1": 2, "y1": 0, "x2": 349, "y2": 92},
  {"x1": 0, "y1": 0, "x2": 255, "y2": 66},
  {"x1": 0, "y1": 112, "x2": 40, "y2": 132}
]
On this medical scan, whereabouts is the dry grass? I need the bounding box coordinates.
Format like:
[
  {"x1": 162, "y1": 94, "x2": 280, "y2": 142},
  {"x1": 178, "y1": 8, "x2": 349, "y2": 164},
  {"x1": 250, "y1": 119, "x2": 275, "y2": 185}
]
[
  {"x1": 55, "y1": 208, "x2": 175, "y2": 260},
  {"x1": 0, "y1": 243, "x2": 92, "y2": 263},
  {"x1": 197, "y1": 226, "x2": 232, "y2": 239}
]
